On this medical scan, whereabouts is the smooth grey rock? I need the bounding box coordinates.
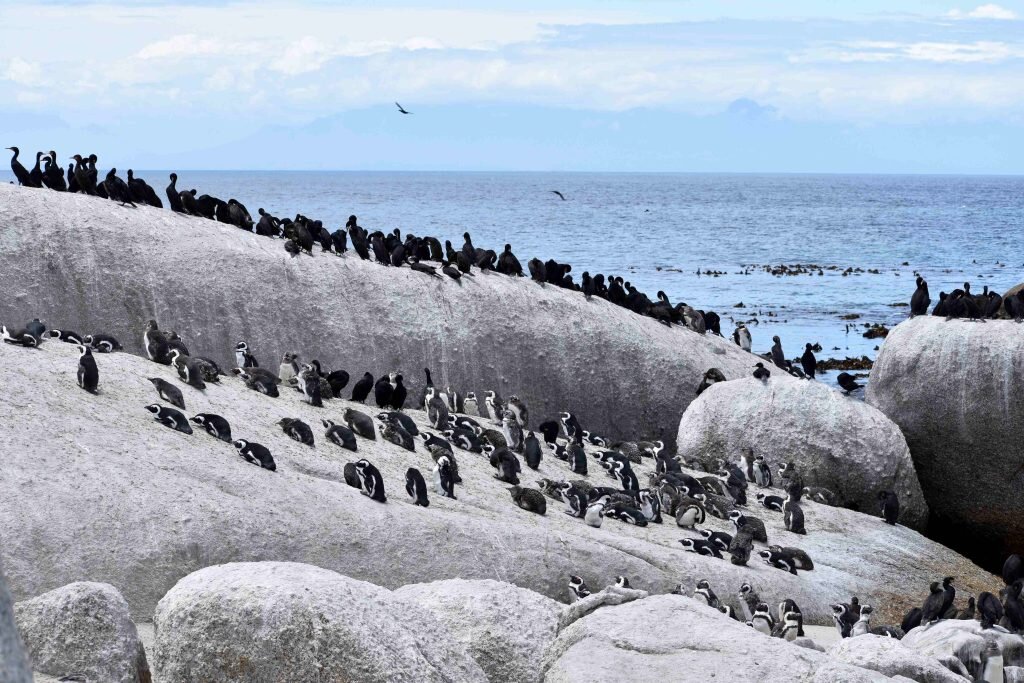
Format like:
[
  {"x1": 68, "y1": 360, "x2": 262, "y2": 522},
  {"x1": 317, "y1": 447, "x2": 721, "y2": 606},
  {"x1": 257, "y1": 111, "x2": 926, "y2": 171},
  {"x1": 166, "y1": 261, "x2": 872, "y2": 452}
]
[
  {"x1": 0, "y1": 341, "x2": 997, "y2": 629},
  {"x1": 676, "y1": 375, "x2": 928, "y2": 529},
  {"x1": 828, "y1": 634, "x2": 966, "y2": 683},
  {"x1": 395, "y1": 578, "x2": 560, "y2": 683},
  {"x1": 541, "y1": 594, "x2": 897, "y2": 682},
  {"x1": 153, "y1": 562, "x2": 487, "y2": 683},
  {"x1": 901, "y1": 619, "x2": 1024, "y2": 680},
  {"x1": 0, "y1": 181, "x2": 771, "y2": 444},
  {"x1": 868, "y1": 316, "x2": 1024, "y2": 553},
  {"x1": 14, "y1": 581, "x2": 149, "y2": 683},
  {"x1": 793, "y1": 636, "x2": 826, "y2": 652},
  {"x1": 0, "y1": 559, "x2": 31, "y2": 683},
  {"x1": 1006, "y1": 665, "x2": 1024, "y2": 683}
]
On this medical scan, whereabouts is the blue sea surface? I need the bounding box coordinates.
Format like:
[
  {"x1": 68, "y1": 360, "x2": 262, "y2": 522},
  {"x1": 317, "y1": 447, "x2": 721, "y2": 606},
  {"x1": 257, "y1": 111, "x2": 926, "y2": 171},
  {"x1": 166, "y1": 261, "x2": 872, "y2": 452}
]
[{"x1": 5, "y1": 170, "x2": 1023, "y2": 380}]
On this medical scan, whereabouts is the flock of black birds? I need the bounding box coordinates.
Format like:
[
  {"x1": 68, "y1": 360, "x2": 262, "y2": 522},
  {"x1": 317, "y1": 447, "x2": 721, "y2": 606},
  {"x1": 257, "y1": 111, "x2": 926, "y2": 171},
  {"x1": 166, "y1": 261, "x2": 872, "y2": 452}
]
[{"x1": 910, "y1": 275, "x2": 1024, "y2": 321}]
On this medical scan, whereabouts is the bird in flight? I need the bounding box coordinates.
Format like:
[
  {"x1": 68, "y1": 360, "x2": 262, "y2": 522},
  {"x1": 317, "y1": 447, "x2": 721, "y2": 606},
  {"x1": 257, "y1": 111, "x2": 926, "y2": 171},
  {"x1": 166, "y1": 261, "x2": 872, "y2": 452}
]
[
  {"x1": 550, "y1": 190, "x2": 566, "y2": 200},
  {"x1": 395, "y1": 102, "x2": 412, "y2": 115}
]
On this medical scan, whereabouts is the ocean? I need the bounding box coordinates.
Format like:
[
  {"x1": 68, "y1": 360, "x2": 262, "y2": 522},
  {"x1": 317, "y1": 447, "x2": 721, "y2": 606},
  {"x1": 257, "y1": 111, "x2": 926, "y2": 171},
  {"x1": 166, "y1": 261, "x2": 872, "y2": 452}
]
[{"x1": 6, "y1": 170, "x2": 1024, "y2": 381}]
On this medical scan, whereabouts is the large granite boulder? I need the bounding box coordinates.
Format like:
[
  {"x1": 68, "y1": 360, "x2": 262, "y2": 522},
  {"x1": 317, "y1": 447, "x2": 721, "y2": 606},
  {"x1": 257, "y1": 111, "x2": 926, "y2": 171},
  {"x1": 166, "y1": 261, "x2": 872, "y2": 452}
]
[
  {"x1": 14, "y1": 581, "x2": 149, "y2": 683},
  {"x1": 153, "y1": 562, "x2": 487, "y2": 683},
  {"x1": 676, "y1": 376, "x2": 928, "y2": 529},
  {"x1": 395, "y1": 579, "x2": 560, "y2": 683},
  {"x1": 900, "y1": 619, "x2": 1024, "y2": 681},
  {"x1": 0, "y1": 560, "x2": 30, "y2": 683},
  {"x1": 867, "y1": 316, "x2": 1024, "y2": 554},
  {"x1": 828, "y1": 635, "x2": 965, "y2": 683},
  {"x1": 541, "y1": 594, "x2": 897, "y2": 682},
  {"x1": 0, "y1": 341, "x2": 997, "y2": 629},
  {"x1": 0, "y1": 181, "x2": 767, "y2": 443}
]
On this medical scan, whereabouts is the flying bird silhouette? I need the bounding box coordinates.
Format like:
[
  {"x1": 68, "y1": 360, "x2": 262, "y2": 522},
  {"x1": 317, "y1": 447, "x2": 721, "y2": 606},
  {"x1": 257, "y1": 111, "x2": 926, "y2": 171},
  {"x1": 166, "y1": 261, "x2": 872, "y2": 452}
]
[
  {"x1": 550, "y1": 190, "x2": 565, "y2": 200},
  {"x1": 395, "y1": 102, "x2": 412, "y2": 115}
]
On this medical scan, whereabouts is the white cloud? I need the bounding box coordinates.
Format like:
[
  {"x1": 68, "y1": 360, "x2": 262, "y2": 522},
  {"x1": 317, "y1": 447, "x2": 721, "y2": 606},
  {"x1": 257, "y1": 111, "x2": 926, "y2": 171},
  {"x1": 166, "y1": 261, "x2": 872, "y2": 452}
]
[
  {"x1": 791, "y1": 40, "x2": 1021, "y2": 64},
  {"x1": 947, "y1": 4, "x2": 1019, "y2": 20},
  {"x1": 3, "y1": 58, "x2": 42, "y2": 86},
  {"x1": 136, "y1": 34, "x2": 251, "y2": 60},
  {"x1": 270, "y1": 37, "x2": 333, "y2": 75}
]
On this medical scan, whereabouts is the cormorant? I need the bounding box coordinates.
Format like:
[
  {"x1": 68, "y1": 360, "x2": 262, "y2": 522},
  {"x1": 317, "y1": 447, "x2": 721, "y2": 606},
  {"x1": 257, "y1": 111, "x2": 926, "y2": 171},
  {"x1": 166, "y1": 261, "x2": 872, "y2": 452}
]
[
  {"x1": 550, "y1": 190, "x2": 566, "y2": 200},
  {"x1": 166, "y1": 173, "x2": 184, "y2": 213},
  {"x1": 837, "y1": 372, "x2": 861, "y2": 394},
  {"x1": 395, "y1": 102, "x2": 412, "y2": 114},
  {"x1": 6, "y1": 147, "x2": 38, "y2": 187},
  {"x1": 103, "y1": 168, "x2": 136, "y2": 207}
]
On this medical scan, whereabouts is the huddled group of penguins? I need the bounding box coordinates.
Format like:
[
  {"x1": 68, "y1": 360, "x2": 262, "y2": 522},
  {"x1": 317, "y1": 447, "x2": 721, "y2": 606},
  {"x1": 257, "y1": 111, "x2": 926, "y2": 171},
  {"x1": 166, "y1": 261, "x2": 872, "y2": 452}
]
[{"x1": 910, "y1": 276, "x2": 1024, "y2": 321}]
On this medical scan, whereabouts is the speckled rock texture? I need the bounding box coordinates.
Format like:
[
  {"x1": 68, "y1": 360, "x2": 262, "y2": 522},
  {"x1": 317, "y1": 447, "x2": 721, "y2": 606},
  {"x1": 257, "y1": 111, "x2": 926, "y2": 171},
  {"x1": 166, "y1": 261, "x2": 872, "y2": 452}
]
[
  {"x1": 395, "y1": 578, "x2": 560, "y2": 683},
  {"x1": 867, "y1": 316, "x2": 1024, "y2": 553},
  {"x1": 0, "y1": 181, "x2": 771, "y2": 444},
  {"x1": 828, "y1": 634, "x2": 966, "y2": 683},
  {"x1": 14, "y1": 581, "x2": 149, "y2": 683},
  {"x1": 0, "y1": 560, "x2": 31, "y2": 683},
  {"x1": 900, "y1": 619, "x2": 1024, "y2": 681},
  {"x1": 676, "y1": 375, "x2": 928, "y2": 529}
]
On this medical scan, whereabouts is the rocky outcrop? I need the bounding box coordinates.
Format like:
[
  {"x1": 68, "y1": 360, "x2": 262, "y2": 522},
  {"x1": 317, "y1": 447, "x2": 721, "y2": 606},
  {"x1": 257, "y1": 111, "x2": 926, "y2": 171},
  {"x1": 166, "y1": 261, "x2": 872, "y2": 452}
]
[
  {"x1": 900, "y1": 619, "x2": 1024, "y2": 681},
  {"x1": 867, "y1": 316, "x2": 1024, "y2": 554},
  {"x1": 153, "y1": 562, "x2": 487, "y2": 683},
  {"x1": 14, "y1": 582, "x2": 149, "y2": 683},
  {"x1": 676, "y1": 376, "x2": 928, "y2": 529},
  {"x1": 0, "y1": 560, "x2": 30, "y2": 683},
  {"x1": 0, "y1": 181, "x2": 767, "y2": 443},
  {"x1": 541, "y1": 594, "x2": 899, "y2": 682},
  {"x1": 828, "y1": 635, "x2": 965, "y2": 683},
  {"x1": 0, "y1": 341, "x2": 997, "y2": 628},
  {"x1": 395, "y1": 579, "x2": 560, "y2": 683}
]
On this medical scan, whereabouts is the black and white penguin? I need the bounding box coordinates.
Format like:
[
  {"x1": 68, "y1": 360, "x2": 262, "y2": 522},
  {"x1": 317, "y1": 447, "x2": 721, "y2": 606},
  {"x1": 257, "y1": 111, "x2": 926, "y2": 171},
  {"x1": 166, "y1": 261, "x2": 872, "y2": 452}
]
[
  {"x1": 582, "y1": 430, "x2": 609, "y2": 447},
  {"x1": 297, "y1": 364, "x2": 323, "y2": 407},
  {"x1": 638, "y1": 489, "x2": 662, "y2": 524},
  {"x1": 167, "y1": 350, "x2": 205, "y2": 391},
  {"x1": 355, "y1": 459, "x2": 386, "y2": 502},
  {"x1": 563, "y1": 487, "x2": 588, "y2": 518},
  {"x1": 692, "y1": 579, "x2": 720, "y2": 607},
  {"x1": 238, "y1": 369, "x2": 279, "y2": 397},
  {"x1": 698, "y1": 529, "x2": 733, "y2": 553},
  {"x1": 444, "y1": 427, "x2": 482, "y2": 453},
  {"x1": 750, "y1": 603, "x2": 774, "y2": 635},
  {"x1": 783, "y1": 496, "x2": 806, "y2": 535},
  {"x1": 351, "y1": 372, "x2": 373, "y2": 403},
  {"x1": 488, "y1": 446, "x2": 522, "y2": 485},
  {"x1": 84, "y1": 333, "x2": 121, "y2": 353},
  {"x1": 777, "y1": 611, "x2": 803, "y2": 641},
  {"x1": 166, "y1": 331, "x2": 189, "y2": 358},
  {"x1": 830, "y1": 604, "x2": 853, "y2": 638},
  {"x1": 232, "y1": 439, "x2": 276, "y2": 471},
  {"x1": 234, "y1": 341, "x2": 258, "y2": 368},
  {"x1": 568, "y1": 575, "x2": 591, "y2": 601},
  {"x1": 759, "y1": 545, "x2": 814, "y2": 574},
  {"x1": 756, "y1": 492, "x2": 785, "y2": 512},
  {"x1": 148, "y1": 377, "x2": 185, "y2": 409},
  {"x1": 483, "y1": 390, "x2": 503, "y2": 424},
  {"x1": 738, "y1": 584, "x2": 760, "y2": 622},
  {"x1": 733, "y1": 323, "x2": 752, "y2": 352},
  {"x1": 559, "y1": 411, "x2": 584, "y2": 446},
  {"x1": 77, "y1": 345, "x2": 99, "y2": 394},
  {"x1": 696, "y1": 368, "x2": 727, "y2": 396},
  {"x1": 379, "y1": 411, "x2": 418, "y2": 437},
  {"x1": 753, "y1": 455, "x2": 773, "y2": 487},
  {"x1": 143, "y1": 320, "x2": 170, "y2": 364},
  {"x1": 878, "y1": 490, "x2": 899, "y2": 525},
  {"x1": 323, "y1": 419, "x2": 358, "y2": 451},
  {"x1": 420, "y1": 431, "x2": 452, "y2": 453},
  {"x1": 49, "y1": 329, "x2": 83, "y2": 344},
  {"x1": 584, "y1": 501, "x2": 605, "y2": 528},
  {"x1": 729, "y1": 511, "x2": 768, "y2": 543},
  {"x1": 145, "y1": 404, "x2": 192, "y2": 434},
  {"x1": 508, "y1": 486, "x2": 546, "y2": 514},
  {"x1": 523, "y1": 432, "x2": 542, "y2": 469},
  {"x1": 567, "y1": 443, "x2": 587, "y2": 475},
  {"x1": 679, "y1": 538, "x2": 722, "y2": 559},
  {"x1": 343, "y1": 408, "x2": 376, "y2": 440},
  {"x1": 1, "y1": 325, "x2": 40, "y2": 347},
  {"x1": 433, "y1": 452, "x2": 457, "y2": 499},
  {"x1": 405, "y1": 468, "x2": 429, "y2": 506},
  {"x1": 279, "y1": 418, "x2": 315, "y2": 447},
  {"x1": 612, "y1": 459, "x2": 639, "y2": 492},
  {"x1": 427, "y1": 389, "x2": 451, "y2": 429},
  {"x1": 502, "y1": 410, "x2": 525, "y2": 453},
  {"x1": 675, "y1": 500, "x2": 706, "y2": 528},
  {"x1": 190, "y1": 413, "x2": 232, "y2": 442},
  {"x1": 614, "y1": 576, "x2": 631, "y2": 590},
  {"x1": 506, "y1": 395, "x2": 528, "y2": 427},
  {"x1": 449, "y1": 414, "x2": 481, "y2": 434},
  {"x1": 752, "y1": 362, "x2": 771, "y2": 381}
]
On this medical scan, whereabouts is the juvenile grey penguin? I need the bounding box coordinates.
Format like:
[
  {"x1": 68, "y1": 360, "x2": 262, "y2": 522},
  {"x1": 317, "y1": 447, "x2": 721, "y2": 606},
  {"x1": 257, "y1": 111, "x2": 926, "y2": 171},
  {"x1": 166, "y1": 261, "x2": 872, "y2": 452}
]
[
  {"x1": 427, "y1": 388, "x2": 451, "y2": 429},
  {"x1": 297, "y1": 364, "x2": 323, "y2": 407},
  {"x1": 463, "y1": 392, "x2": 479, "y2": 416},
  {"x1": 190, "y1": 413, "x2": 232, "y2": 442},
  {"x1": 379, "y1": 417, "x2": 415, "y2": 452},
  {"x1": 145, "y1": 404, "x2": 192, "y2": 434},
  {"x1": 502, "y1": 410, "x2": 525, "y2": 453},
  {"x1": 730, "y1": 511, "x2": 768, "y2": 543},
  {"x1": 77, "y1": 345, "x2": 99, "y2": 394},
  {"x1": 489, "y1": 446, "x2": 521, "y2": 485},
  {"x1": 238, "y1": 369, "x2": 279, "y2": 397},
  {"x1": 343, "y1": 408, "x2": 376, "y2": 440},
  {"x1": 148, "y1": 377, "x2": 185, "y2": 409},
  {"x1": 279, "y1": 417, "x2": 315, "y2": 447},
  {"x1": 567, "y1": 443, "x2": 587, "y2": 475},
  {"x1": 584, "y1": 501, "x2": 605, "y2": 528},
  {"x1": 233, "y1": 439, "x2": 276, "y2": 471},
  {"x1": 143, "y1": 320, "x2": 170, "y2": 364},
  {"x1": 405, "y1": 468, "x2": 429, "y2": 507},
  {"x1": 323, "y1": 419, "x2": 358, "y2": 452},
  {"x1": 278, "y1": 352, "x2": 300, "y2": 383},
  {"x1": 508, "y1": 486, "x2": 546, "y2": 514},
  {"x1": 354, "y1": 459, "x2": 386, "y2": 502}
]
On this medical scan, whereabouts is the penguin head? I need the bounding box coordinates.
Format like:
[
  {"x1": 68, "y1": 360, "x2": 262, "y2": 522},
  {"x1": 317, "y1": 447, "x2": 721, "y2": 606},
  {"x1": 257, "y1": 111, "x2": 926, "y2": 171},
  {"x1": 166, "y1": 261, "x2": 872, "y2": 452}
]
[
  {"x1": 696, "y1": 579, "x2": 711, "y2": 590},
  {"x1": 232, "y1": 439, "x2": 248, "y2": 450},
  {"x1": 758, "y1": 550, "x2": 773, "y2": 560},
  {"x1": 678, "y1": 539, "x2": 695, "y2": 551},
  {"x1": 144, "y1": 404, "x2": 161, "y2": 415},
  {"x1": 78, "y1": 345, "x2": 92, "y2": 357},
  {"x1": 739, "y1": 583, "x2": 752, "y2": 596},
  {"x1": 190, "y1": 415, "x2": 205, "y2": 425}
]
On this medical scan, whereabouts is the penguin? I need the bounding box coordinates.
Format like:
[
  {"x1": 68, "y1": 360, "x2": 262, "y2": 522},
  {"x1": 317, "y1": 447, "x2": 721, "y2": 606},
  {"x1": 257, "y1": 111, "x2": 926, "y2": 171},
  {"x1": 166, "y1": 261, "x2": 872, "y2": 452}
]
[
  {"x1": 675, "y1": 501, "x2": 706, "y2": 528},
  {"x1": 830, "y1": 604, "x2": 853, "y2": 638},
  {"x1": 148, "y1": 377, "x2": 185, "y2": 409},
  {"x1": 696, "y1": 368, "x2": 727, "y2": 396},
  {"x1": 378, "y1": 411, "x2": 418, "y2": 437},
  {"x1": 484, "y1": 390, "x2": 503, "y2": 424},
  {"x1": 143, "y1": 320, "x2": 170, "y2": 364},
  {"x1": 567, "y1": 443, "x2": 587, "y2": 475},
  {"x1": 449, "y1": 414, "x2": 481, "y2": 434},
  {"x1": 802, "y1": 486, "x2": 836, "y2": 505},
  {"x1": 390, "y1": 374, "x2": 407, "y2": 411},
  {"x1": 431, "y1": 444, "x2": 462, "y2": 484},
  {"x1": 1003, "y1": 554, "x2": 1024, "y2": 586},
  {"x1": 420, "y1": 431, "x2": 452, "y2": 453},
  {"x1": 379, "y1": 420, "x2": 415, "y2": 452},
  {"x1": 750, "y1": 603, "x2": 774, "y2": 635},
  {"x1": 190, "y1": 413, "x2": 232, "y2": 442},
  {"x1": 84, "y1": 333, "x2": 121, "y2": 353},
  {"x1": 508, "y1": 486, "x2": 546, "y2": 514},
  {"x1": 433, "y1": 453, "x2": 457, "y2": 499},
  {"x1": 168, "y1": 349, "x2": 205, "y2": 391},
  {"x1": 278, "y1": 352, "x2": 300, "y2": 383},
  {"x1": 443, "y1": 385, "x2": 461, "y2": 414},
  {"x1": 523, "y1": 431, "x2": 542, "y2": 469},
  {"x1": 729, "y1": 511, "x2": 768, "y2": 543},
  {"x1": 638, "y1": 489, "x2": 662, "y2": 524},
  {"x1": 756, "y1": 492, "x2": 785, "y2": 512},
  {"x1": 463, "y1": 392, "x2": 479, "y2": 416},
  {"x1": 878, "y1": 490, "x2": 899, "y2": 525},
  {"x1": 770, "y1": 335, "x2": 786, "y2": 369},
  {"x1": 559, "y1": 411, "x2": 584, "y2": 445},
  {"x1": 693, "y1": 579, "x2": 720, "y2": 608},
  {"x1": 612, "y1": 460, "x2": 639, "y2": 492},
  {"x1": 405, "y1": 468, "x2": 429, "y2": 507},
  {"x1": 77, "y1": 345, "x2": 99, "y2": 394},
  {"x1": 427, "y1": 391, "x2": 452, "y2": 430},
  {"x1": 980, "y1": 640, "x2": 1004, "y2": 683},
  {"x1": 800, "y1": 344, "x2": 817, "y2": 379},
  {"x1": 489, "y1": 446, "x2": 521, "y2": 485},
  {"x1": 323, "y1": 419, "x2": 358, "y2": 451},
  {"x1": 752, "y1": 362, "x2": 771, "y2": 381},
  {"x1": 506, "y1": 395, "x2": 528, "y2": 427},
  {"x1": 1, "y1": 325, "x2": 40, "y2": 348},
  {"x1": 679, "y1": 538, "x2": 722, "y2": 558},
  {"x1": 583, "y1": 431, "x2": 609, "y2": 447},
  {"x1": 351, "y1": 372, "x2": 373, "y2": 403},
  {"x1": 238, "y1": 369, "x2": 279, "y2": 397},
  {"x1": 753, "y1": 455, "x2": 772, "y2": 487},
  {"x1": 235, "y1": 341, "x2": 258, "y2": 368},
  {"x1": 564, "y1": 487, "x2": 588, "y2": 518},
  {"x1": 374, "y1": 375, "x2": 393, "y2": 409},
  {"x1": 279, "y1": 417, "x2": 315, "y2": 447},
  {"x1": 614, "y1": 576, "x2": 631, "y2": 590},
  {"x1": 166, "y1": 331, "x2": 189, "y2": 358},
  {"x1": 777, "y1": 611, "x2": 803, "y2": 641},
  {"x1": 783, "y1": 496, "x2": 806, "y2": 535},
  {"x1": 354, "y1": 459, "x2": 386, "y2": 502},
  {"x1": 343, "y1": 408, "x2": 376, "y2": 440},
  {"x1": 297, "y1": 364, "x2": 323, "y2": 407},
  {"x1": 145, "y1": 404, "x2": 192, "y2": 434},
  {"x1": 445, "y1": 427, "x2": 482, "y2": 453},
  {"x1": 23, "y1": 318, "x2": 46, "y2": 341},
  {"x1": 584, "y1": 501, "x2": 605, "y2": 528},
  {"x1": 837, "y1": 372, "x2": 861, "y2": 394},
  {"x1": 49, "y1": 329, "x2": 83, "y2": 344},
  {"x1": 698, "y1": 529, "x2": 733, "y2": 553},
  {"x1": 568, "y1": 575, "x2": 591, "y2": 601},
  {"x1": 232, "y1": 440, "x2": 276, "y2": 471},
  {"x1": 759, "y1": 545, "x2": 814, "y2": 574},
  {"x1": 851, "y1": 605, "x2": 873, "y2": 637},
  {"x1": 738, "y1": 583, "x2": 760, "y2": 621},
  {"x1": 502, "y1": 410, "x2": 525, "y2": 453},
  {"x1": 733, "y1": 323, "x2": 752, "y2": 352},
  {"x1": 978, "y1": 591, "x2": 1004, "y2": 629}
]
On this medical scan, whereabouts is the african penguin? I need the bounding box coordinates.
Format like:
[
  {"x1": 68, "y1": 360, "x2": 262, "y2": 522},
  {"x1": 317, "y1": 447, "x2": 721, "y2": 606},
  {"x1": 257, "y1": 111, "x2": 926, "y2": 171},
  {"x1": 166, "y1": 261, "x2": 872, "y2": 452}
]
[
  {"x1": 143, "y1": 320, "x2": 170, "y2": 364},
  {"x1": 502, "y1": 410, "x2": 525, "y2": 453},
  {"x1": 878, "y1": 490, "x2": 900, "y2": 525},
  {"x1": 693, "y1": 579, "x2": 720, "y2": 608},
  {"x1": 323, "y1": 419, "x2": 358, "y2": 451},
  {"x1": 405, "y1": 468, "x2": 429, "y2": 506},
  {"x1": 584, "y1": 501, "x2": 604, "y2": 528},
  {"x1": 750, "y1": 603, "x2": 774, "y2": 635},
  {"x1": 77, "y1": 345, "x2": 99, "y2": 394},
  {"x1": 508, "y1": 486, "x2": 546, "y2": 514},
  {"x1": 190, "y1": 413, "x2": 232, "y2": 442},
  {"x1": 568, "y1": 575, "x2": 591, "y2": 601},
  {"x1": 84, "y1": 334, "x2": 121, "y2": 353},
  {"x1": 279, "y1": 417, "x2": 315, "y2": 447},
  {"x1": 679, "y1": 538, "x2": 722, "y2": 558},
  {"x1": 354, "y1": 459, "x2": 387, "y2": 502},
  {"x1": 233, "y1": 440, "x2": 276, "y2": 471},
  {"x1": 433, "y1": 453, "x2": 457, "y2": 498},
  {"x1": 278, "y1": 352, "x2": 300, "y2": 383},
  {"x1": 49, "y1": 329, "x2": 83, "y2": 344},
  {"x1": 343, "y1": 408, "x2": 376, "y2": 440},
  {"x1": 298, "y1": 364, "x2": 323, "y2": 407},
  {"x1": 463, "y1": 392, "x2": 479, "y2": 417},
  {"x1": 484, "y1": 390, "x2": 503, "y2": 424},
  {"x1": 148, "y1": 377, "x2": 185, "y2": 409},
  {"x1": 145, "y1": 404, "x2": 192, "y2": 434}
]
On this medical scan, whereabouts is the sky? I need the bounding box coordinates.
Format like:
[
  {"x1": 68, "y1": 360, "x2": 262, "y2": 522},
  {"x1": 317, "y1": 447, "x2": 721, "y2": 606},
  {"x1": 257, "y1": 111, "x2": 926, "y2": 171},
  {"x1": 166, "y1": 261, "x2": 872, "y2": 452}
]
[{"x1": 1, "y1": 0, "x2": 1023, "y2": 172}]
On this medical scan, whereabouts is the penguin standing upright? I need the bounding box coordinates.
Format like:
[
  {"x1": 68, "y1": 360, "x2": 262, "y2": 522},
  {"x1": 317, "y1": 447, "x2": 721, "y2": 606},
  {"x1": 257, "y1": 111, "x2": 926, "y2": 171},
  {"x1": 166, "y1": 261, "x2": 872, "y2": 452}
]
[
  {"x1": 298, "y1": 364, "x2": 323, "y2": 407},
  {"x1": 878, "y1": 490, "x2": 899, "y2": 525},
  {"x1": 143, "y1": 320, "x2": 170, "y2": 364},
  {"x1": 733, "y1": 323, "x2": 752, "y2": 352},
  {"x1": 433, "y1": 452, "x2": 457, "y2": 498},
  {"x1": 523, "y1": 431, "x2": 542, "y2": 469},
  {"x1": 235, "y1": 341, "x2": 258, "y2": 368},
  {"x1": 278, "y1": 353, "x2": 300, "y2": 383},
  {"x1": 355, "y1": 459, "x2": 387, "y2": 502},
  {"x1": 77, "y1": 345, "x2": 99, "y2": 394},
  {"x1": 502, "y1": 410, "x2": 525, "y2": 453},
  {"x1": 405, "y1": 468, "x2": 429, "y2": 506}
]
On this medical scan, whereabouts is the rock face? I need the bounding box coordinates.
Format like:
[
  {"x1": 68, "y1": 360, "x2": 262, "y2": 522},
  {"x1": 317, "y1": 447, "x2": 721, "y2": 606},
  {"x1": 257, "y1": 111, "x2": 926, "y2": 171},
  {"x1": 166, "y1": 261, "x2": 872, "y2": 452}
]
[
  {"x1": 0, "y1": 341, "x2": 997, "y2": 629},
  {"x1": 0, "y1": 560, "x2": 31, "y2": 683},
  {"x1": 541, "y1": 594, "x2": 898, "y2": 682},
  {"x1": 14, "y1": 581, "x2": 149, "y2": 683},
  {"x1": 867, "y1": 316, "x2": 1024, "y2": 554},
  {"x1": 676, "y1": 376, "x2": 928, "y2": 529},
  {"x1": 900, "y1": 619, "x2": 1024, "y2": 681},
  {"x1": 395, "y1": 579, "x2": 560, "y2": 683},
  {"x1": 828, "y1": 635, "x2": 965, "y2": 683},
  {"x1": 0, "y1": 181, "x2": 767, "y2": 443},
  {"x1": 153, "y1": 562, "x2": 486, "y2": 683}
]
